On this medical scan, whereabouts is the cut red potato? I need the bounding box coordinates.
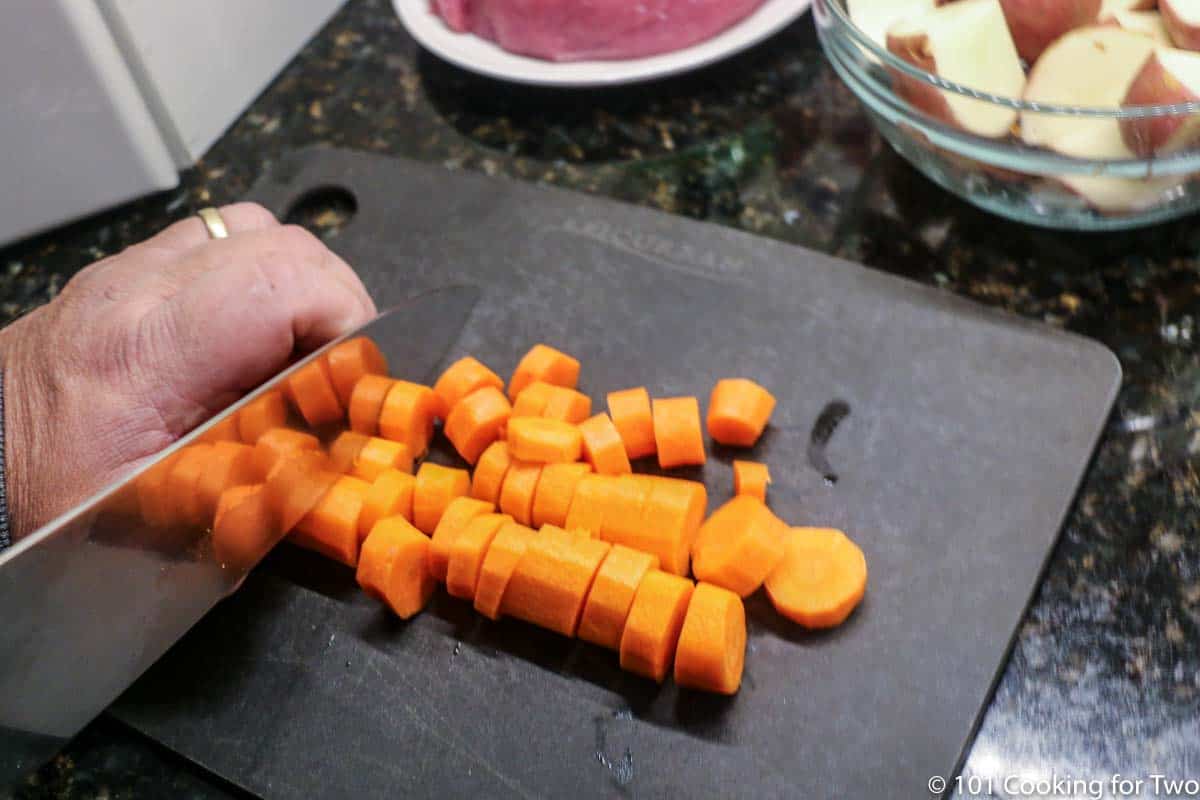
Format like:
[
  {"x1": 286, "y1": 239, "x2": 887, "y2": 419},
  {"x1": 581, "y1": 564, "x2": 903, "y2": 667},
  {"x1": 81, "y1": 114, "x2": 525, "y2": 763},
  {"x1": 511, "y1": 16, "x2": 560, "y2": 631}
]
[
  {"x1": 998, "y1": 0, "x2": 1102, "y2": 61},
  {"x1": 887, "y1": 0, "x2": 1026, "y2": 138},
  {"x1": 1122, "y1": 48, "x2": 1200, "y2": 153},
  {"x1": 1102, "y1": 9, "x2": 1173, "y2": 42},
  {"x1": 848, "y1": 0, "x2": 936, "y2": 47},
  {"x1": 1162, "y1": 0, "x2": 1200, "y2": 49}
]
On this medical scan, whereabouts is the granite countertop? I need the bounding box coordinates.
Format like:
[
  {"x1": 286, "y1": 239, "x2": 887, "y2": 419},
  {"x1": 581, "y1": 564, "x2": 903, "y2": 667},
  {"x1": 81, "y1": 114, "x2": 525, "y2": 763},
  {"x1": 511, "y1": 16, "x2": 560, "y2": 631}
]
[{"x1": 5, "y1": 0, "x2": 1199, "y2": 797}]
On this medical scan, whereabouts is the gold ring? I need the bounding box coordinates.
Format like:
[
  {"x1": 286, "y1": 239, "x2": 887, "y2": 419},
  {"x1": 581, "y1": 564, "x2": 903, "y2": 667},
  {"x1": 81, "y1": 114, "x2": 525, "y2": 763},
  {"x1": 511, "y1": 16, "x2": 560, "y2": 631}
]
[{"x1": 197, "y1": 207, "x2": 229, "y2": 240}]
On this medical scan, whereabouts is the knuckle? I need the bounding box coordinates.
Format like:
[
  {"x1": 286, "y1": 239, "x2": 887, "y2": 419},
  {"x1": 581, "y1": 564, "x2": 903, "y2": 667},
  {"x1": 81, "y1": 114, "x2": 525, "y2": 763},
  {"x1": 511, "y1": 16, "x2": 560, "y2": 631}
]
[{"x1": 227, "y1": 201, "x2": 278, "y2": 230}]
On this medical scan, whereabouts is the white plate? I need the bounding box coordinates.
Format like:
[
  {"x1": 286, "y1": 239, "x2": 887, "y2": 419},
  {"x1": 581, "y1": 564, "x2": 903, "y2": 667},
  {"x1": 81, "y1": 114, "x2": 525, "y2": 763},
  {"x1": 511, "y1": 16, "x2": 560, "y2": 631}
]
[{"x1": 395, "y1": 0, "x2": 811, "y2": 87}]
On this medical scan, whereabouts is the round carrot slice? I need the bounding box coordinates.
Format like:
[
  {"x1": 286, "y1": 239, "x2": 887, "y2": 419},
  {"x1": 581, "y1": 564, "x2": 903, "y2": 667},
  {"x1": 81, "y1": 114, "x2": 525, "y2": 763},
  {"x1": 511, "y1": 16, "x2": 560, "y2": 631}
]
[
  {"x1": 348, "y1": 375, "x2": 395, "y2": 435},
  {"x1": 578, "y1": 545, "x2": 659, "y2": 650},
  {"x1": 471, "y1": 441, "x2": 513, "y2": 505},
  {"x1": 428, "y1": 496, "x2": 494, "y2": 582},
  {"x1": 291, "y1": 474, "x2": 370, "y2": 566},
  {"x1": 212, "y1": 484, "x2": 279, "y2": 572},
  {"x1": 287, "y1": 359, "x2": 343, "y2": 427},
  {"x1": 498, "y1": 460, "x2": 543, "y2": 526},
  {"x1": 137, "y1": 453, "x2": 185, "y2": 528},
  {"x1": 578, "y1": 413, "x2": 631, "y2": 475},
  {"x1": 197, "y1": 441, "x2": 259, "y2": 520},
  {"x1": 652, "y1": 396, "x2": 706, "y2": 468},
  {"x1": 640, "y1": 476, "x2": 708, "y2": 576},
  {"x1": 255, "y1": 427, "x2": 321, "y2": 477},
  {"x1": 530, "y1": 462, "x2": 592, "y2": 528},
  {"x1": 379, "y1": 380, "x2": 439, "y2": 459},
  {"x1": 351, "y1": 437, "x2": 413, "y2": 481},
  {"x1": 507, "y1": 417, "x2": 582, "y2": 464},
  {"x1": 433, "y1": 356, "x2": 504, "y2": 420},
  {"x1": 706, "y1": 378, "x2": 776, "y2": 447},
  {"x1": 412, "y1": 462, "x2": 471, "y2": 534},
  {"x1": 692, "y1": 496, "x2": 787, "y2": 597},
  {"x1": 507, "y1": 343, "x2": 581, "y2": 401},
  {"x1": 619, "y1": 570, "x2": 695, "y2": 683},
  {"x1": 167, "y1": 444, "x2": 214, "y2": 528},
  {"x1": 542, "y1": 386, "x2": 592, "y2": 423},
  {"x1": 357, "y1": 469, "x2": 416, "y2": 541},
  {"x1": 510, "y1": 380, "x2": 555, "y2": 418},
  {"x1": 607, "y1": 387, "x2": 656, "y2": 460},
  {"x1": 502, "y1": 527, "x2": 610, "y2": 637},
  {"x1": 237, "y1": 391, "x2": 288, "y2": 444},
  {"x1": 474, "y1": 522, "x2": 536, "y2": 620},
  {"x1": 674, "y1": 582, "x2": 746, "y2": 695},
  {"x1": 328, "y1": 431, "x2": 370, "y2": 474},
  {"x1": 732, "y1": 460, "x2": 771, "y2": 502},
  {"x1": 264, "y1": 450, "x2": 337, "y2": 534},
  {"x1": 199, "y1": 415, "x2": 240, "y2": 444},
  {"x1": 563, "y1": 474, "x2": 619, "y2": 537},
  {"x1": 596, "y1": 475, "x2": 654, "y2": 551},
  {"x1": 764, "y1": 527, "x2": 868, "y2": 629},
  {"x1": 356, "y1": 516, "x2": 437, "y2": 618},
  {"x1": 445, "y1": 513, "x2": 511, "y2": 600},
  {"x1": 326, "y1": 336, "x2": 388, "y2": 408},
  {"x1": 445, "y1": 386, "x2": 512, "y2": 465}
]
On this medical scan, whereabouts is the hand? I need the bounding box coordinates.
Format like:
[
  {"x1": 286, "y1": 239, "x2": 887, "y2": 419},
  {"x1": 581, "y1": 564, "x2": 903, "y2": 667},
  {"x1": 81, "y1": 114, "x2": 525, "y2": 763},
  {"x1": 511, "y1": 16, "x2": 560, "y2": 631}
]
[{"x1": 0, "y1": 203, "x2": 377, "y2": 539}]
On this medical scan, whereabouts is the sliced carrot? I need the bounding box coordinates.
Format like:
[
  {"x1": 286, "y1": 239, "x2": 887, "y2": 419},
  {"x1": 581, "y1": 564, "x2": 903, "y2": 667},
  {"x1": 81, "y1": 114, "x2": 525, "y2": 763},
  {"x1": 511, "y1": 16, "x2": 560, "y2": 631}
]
[
  {"x1": 445, "y1": 513, "x2": 511, "y2": 600},
  {"x1": 506, "y1": 417, "x2": 582, "y2": 463},
  {"x1": 530, "y1": 462, "x2": 592, "y2": 528},
  {"x1": 733, "y1": 460, "x2": 771, "y2": 502},
  {"x1": 445, "y1": 386, "x2": 512, "y2": 465},
  {"x1": 577, "y1": 545, "x2": 659, "y2": 650},
  {"x1": 428, "y1": 496, "x2": 494, "y2": 582},
  {"x1": 255, "y1": 427, "x2": 321, "y2": 477},
  {"x1": 412, "y1": 462, "x2": 471, "y2": 534},
  {"x1": 237, "y1": 391, "x2": 288, "y2": 444},
  {"x1": 498, "y1": 460, "x2": 543, "y2": 526},
  {"x1": 470, "y1": 440, "x2": 513, "y2": 505},
  {"x1": 596, "y1": 475, "x2": 653, "y2": 551},
  {"x1": 199, "y1": 415, "x2": 240, "y2": 444},
  {"x1": 433, "y1": 356, "x2": 504, "y2": 419},
  {"x1": 507, "y1": 344, "x2": 581, "y2": 401},
  {"x1": 264, "y1": 449, "x2": 338, "y2": 534},
  {"x1": 378, "y1": 380, "x2": 439, "y2": 459},
  {"x1": 197, "y1": 441, "x2": 259, "y2": 520},
  {"x1": 474, "y1": 522, "x2": 536, "y2": 620},
  {"x1": 291, "y1": 474, "x2": 371, "y2": 566},
  {"x1": 212, "y1": 484, "x2": 280, "y2": 571},
  {"x1": 692, "y1": 495, "x2": 787, "y2": 597},
  {"x1": 326, "y1": 336, "x2": 388, "y2": 408},
  {"x1": 578, "y1": 413, "x2": 631, "y2": 475},
  {"x1": 358, "y1": 469, "x2": 416, "y2": 541},
  {"x1": 348, "y1": 375, "x2": 395, "y2": 435},
  {"x1": 351, "y1": 437, "x2": 413, "y2": 481},
  {"x1": 607, "y1": 387, "x2": 656, "y2": 460},
  {"x1": 287, "y1": 359, "x2": 343, "y2": 427},
  {"x1": 764, "y1": 527, "x2": 867, "y2": 629},
  {"x1": 328, "y1": 431, "x2": 370, "y2": 473},
  {"x1": 619, "y1": 570, "x2": 695, "y2": 682},
  {"x1": 707, "y1": 378, "x2": 776, "y2": 447},
  {"x1": 138, "y1": 453, "x2": 183, "y2": 528},
  {"x1": 674, "y1": 582, "x2": 746, "y2": 695},
  {"x1": 652, "y1": 396, "x2": 706, "y2": 468},
  {"x1": 563, "y1": 474, "x2": 617, "y2": 536},
  {"x1": 502, "y1": 527, "x2": 611, "y2": 636},
  {"x1": 640, "y1": 476, "x2": 708, "y2": 576},
  {"x1": 510, "y1": 380, "x2": 555, "y2": 418},
  {"x1": 542, "y1": 386, "x2": 592, "y2": 423},
  {"x1": 166, "y1": 444, "x2": 213, "y2": 528},
  {"x1": 356, "y1": 516, "x2": 437, "y2": 618}
]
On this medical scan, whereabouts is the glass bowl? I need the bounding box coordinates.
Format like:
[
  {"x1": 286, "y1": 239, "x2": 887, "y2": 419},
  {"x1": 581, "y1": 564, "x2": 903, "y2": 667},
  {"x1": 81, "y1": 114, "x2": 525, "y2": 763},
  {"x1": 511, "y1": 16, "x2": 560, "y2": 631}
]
[{"x1": 814, "y1": 0, "x2": 1200, "y2": 231}]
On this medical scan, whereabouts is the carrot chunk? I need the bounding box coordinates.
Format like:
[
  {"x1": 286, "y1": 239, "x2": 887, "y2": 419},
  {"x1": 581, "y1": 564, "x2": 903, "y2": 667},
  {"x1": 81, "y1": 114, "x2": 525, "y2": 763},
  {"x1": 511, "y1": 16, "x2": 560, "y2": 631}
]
[
  {"x1": 674, "y1": 582, "x2": 746, "y2": 694},
  {"x1": 328, "y1": 431, "x2": 370, "y2": 473},
  {"x1": 197, "y1": 441, "x2": 259, "y2": 519},
  {"x1": 607, "y1": 387, "x2": 656, "y2": 460},
  {"x1": 445, "y1": 513, "x2": 511, "y2": 599},
  {"x1": 510, "y1": 381, "x2": 555, "y2": 418},
  {"x1": 542, "y1": 386, "x2": 592, "y2": 423},
  {"x1": 348, "y1": 375, "x2": 395, "y2": 435},
  {"x1": 264, "y1": 450, "x2": 338, "y2": 534},
  {"x1": 506, "y1": 417, "x2": 583, "y2": 463},
  {"x1": 433, "y1": 356, "x2": 504, "y2": 419},
  {"x1": 138, "y1": 453, "x2": 184, "y2": 528},
  {"x1": 596, "y1": 475, "x2": 653, "y2": 552},
  {"x1": 531, "y1": 462, "x2": 592, "y2": 528},
  {"x1": 578, "y1": 545, "x2": 659, "y2": 650},
  {"x1": 619, "y1": 570, "x2": 694, "y2": 682},
  {"x1": 733, "y1": 460, "x2": 771, "y2": 502},
  {"x1": 498, "y1": 460, "x2": 543, "y2": 526},
  {"x1": 578, "y1": 413, "x2": 631, "y2": 475},
  {"x1": 291, "y1": 474, "x2": 370, "y2": 566},
  {"x1": 445, "y1": 386, "x2": 512, "y2": 464},
  {"x1": 707, "y1": 378, "x2": 776, "y2": 447},
  {"x1": 287, "y1": 359, "x2": 343, "y2": 427},
  {"x1": 563, "y1": 474, "x2": 617, "y2": 536},
  {"x1": 237, "y1": 391, "x2": 288, "y2": 444},
  {"x1": 412, "y1": 462, "x2": 471, "y2": 534},
  {"x1": 356, "y1": 516, "x2": 437, "y2": 618},
  {"x1": 652, "y1": 396, "x2": 706, "y2": 468},
  {"x1": 199, "y1": 415, "x2": 240, "y2": 444},
  {"x1": 640, "y1": 477, "x2": 708, "y2": 576},
  {"x1": 255, "y1": 427, "x2": 321, "y2": 477},
  {"x1": 358, "y1": 469, "x2": 416, "y2": 541},
  {"x1": 212, "y1": 484, "x2": 280, "y2": 571},
  {"x1": 428, "y1": 496, "x2": 495, "y2": 582},
  {"x1": 502, "y1": 527, "x2": 611, "y2": 636},
  {"x1": 351, "y1": 437, "x2": 413, "y2": 481},
  {"x1": 166, "y1": 444, "x2": 213, "y2": 528},
  {"x1": 474, "y1": 522, "x2": 536, "y2": 620},
  {"x1": 470, "y1": 440, "x2": 513, "y2": 505},
  {"x1": 326, "y1": 336, "x2": 388, "y2": 409},
  {"x1": 379, "y1": 380, "x2": 439, "y2": 459},
  {"x1": 764, "y1": 527, "x2": 868, "y2": 629},
  {"x1": 692, "y1": 496, "x2": 787, "y2": 597},
  {"x1": 507, "y1": 344, "x2": 581, "y2": 401}
]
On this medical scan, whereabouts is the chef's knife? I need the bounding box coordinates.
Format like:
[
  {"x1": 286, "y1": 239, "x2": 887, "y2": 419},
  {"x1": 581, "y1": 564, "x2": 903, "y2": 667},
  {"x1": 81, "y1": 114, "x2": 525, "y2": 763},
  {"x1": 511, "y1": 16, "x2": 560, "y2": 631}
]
[{"x1": 0, "y1": 285, "x2": 480, "y2": 784}]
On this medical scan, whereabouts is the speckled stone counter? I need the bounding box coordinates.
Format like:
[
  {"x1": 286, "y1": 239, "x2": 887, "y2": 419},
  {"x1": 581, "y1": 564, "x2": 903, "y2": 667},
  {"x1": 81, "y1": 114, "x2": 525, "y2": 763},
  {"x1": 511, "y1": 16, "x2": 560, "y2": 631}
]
[{"x1": 5, "y1": 0, "x2": 1199, "y2": 797}]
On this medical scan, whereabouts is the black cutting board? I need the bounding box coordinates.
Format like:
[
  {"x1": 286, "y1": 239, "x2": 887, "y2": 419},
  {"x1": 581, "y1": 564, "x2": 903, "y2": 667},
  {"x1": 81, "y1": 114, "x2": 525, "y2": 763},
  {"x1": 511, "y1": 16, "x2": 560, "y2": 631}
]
[{"x1": 112, "y1": 148, "x2": 1120, "y2": 800}]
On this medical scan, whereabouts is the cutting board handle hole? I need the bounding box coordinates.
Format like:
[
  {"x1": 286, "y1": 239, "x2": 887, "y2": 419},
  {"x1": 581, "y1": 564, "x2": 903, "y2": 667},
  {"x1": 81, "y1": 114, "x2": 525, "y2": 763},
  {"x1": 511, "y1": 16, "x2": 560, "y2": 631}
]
[{"x1": 283, "y1": 185, "x2": 358, "y2": 239}]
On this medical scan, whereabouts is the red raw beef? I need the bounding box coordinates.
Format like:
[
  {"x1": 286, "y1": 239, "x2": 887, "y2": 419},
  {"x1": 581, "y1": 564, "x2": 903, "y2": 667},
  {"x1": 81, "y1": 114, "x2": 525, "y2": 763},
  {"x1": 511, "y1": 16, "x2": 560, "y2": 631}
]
[{"x1": 430, "y1": 0, "x2": 767, "y2": 61}]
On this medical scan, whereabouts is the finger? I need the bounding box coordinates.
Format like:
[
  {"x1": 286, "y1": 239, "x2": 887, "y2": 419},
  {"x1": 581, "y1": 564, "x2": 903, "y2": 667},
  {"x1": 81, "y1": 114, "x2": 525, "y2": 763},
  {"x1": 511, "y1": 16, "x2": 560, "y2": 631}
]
[{"x1": 145, "y1": 202, "x2": 281, "y2": 255}]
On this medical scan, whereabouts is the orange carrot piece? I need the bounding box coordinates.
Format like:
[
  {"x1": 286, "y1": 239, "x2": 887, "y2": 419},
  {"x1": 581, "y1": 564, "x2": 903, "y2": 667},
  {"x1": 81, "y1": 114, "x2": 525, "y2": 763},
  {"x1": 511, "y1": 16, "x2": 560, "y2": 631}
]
[
  {"x1": 433, "y1": 356, "x2": 504, "y2": 419},
  {"x1": 506, "y1": 417, "x2": 582, "y2": 464},
  {"x1": 138, "y1": 453, "x2": 182, "y2": 528},
  {"x1": 445, "y1": 386, "x2": 512, "y2": 465},
  {"x1": 412, "y1": 462, "x2": 471, "y2": 534},
  {"x1": 326, "y1": 336, "x2": 388, "y2": 408},
  {"x1": 578, "y1": 413, "x2": 631, "y2": 475},
  {"x1": 673, "y1": 582, "x2": 746, "y2": 694},
  {"x1": 542, "y1": 386, "x2": 592, "y2": 423},
  {"x1": 255, "y1": 427, "x2": 321, "y2": 477},
  {"x1": 619, "y1": 570, "x2": 695, "y2": 682},
  {"x1": 531, "y1": 462, "x2": 592, "y2": 528},
  {"x1": 199, "y1": 415, "x2": 240, "y2": 444},
  {"x1": 474, "y1": 522, "x2": 536, "y2": 620},
  {"x1": 291, "y1": 474, "x2": 370, "y2": 566},
  {"x1": 470, "y1": 440, "x2": 513, "y2": 505},
  {"x1": 733, "y1": 460, "x2": 771, "y2": 502},
  {"x1": 212, "y1": 484, "x2": 280, "y2": 571},
  {"x1": 596, "y1": 475, "x2": 653, "y2": 549},
  {"x1": 196, "y1": 441, "x2": 259, "y2": 519},
  {"x1": 348, "y1": 375, "x2": 395, "y2": 435},
  {"x1": 237, "y1": 391, "x2": 288, "y2": 444},
  {"x1": 692, "y1": 495, "x2": 787, "y2": 597},
  {"x1": 498, "y1": 460, "x2": 543, "y2": 526},
  {"x1": 607, "y1": 387, "x2": 656, "y2": 460},
  {"x1": 264, "y1": 450, "x2": 338, "y2": 534},
  {"x1": 507, "y1": 343, "x2": 581, "y2": 401},
  {"x1": 577, "y1": 545, "x2": 659, "y2": 650},
  {"x1": 445, "y1": 512, "x2": 511, "y2": 599},
  {"x1": 287, "y1": 359, "x2": 343, "y2": 427},
  {"x1": 358, "y1": 469, "x2": 416, "y2": 541},
  {"x1": 356, "y1": 516, "x2": 437, "y2": 618},
  {"x1": 428, "y1": 496, "x2": 494, "y2": 582},
  {"x1": 166, "y1": 444, "x2": 213, "y2": 528},
  {"x1": 764, "y1": 527, "x2": 868, "y2": 629},
  {"x1": 351, "y1": 437, "x2": 413, "y2": 481},
  {"x1": 563, "y1": 474, "x2": 618, "y2": 536},
  {"x1": 510, "y1": 380, "x2": 556, "y2": 418},
  {"x1": 328, "y1": 431, "x2": 370, "y2": 473},
  {"x1": 707, "y1": 378, "x2": 776, "y2": 447},
  {"x1": 379, "y1": 380, "x2": 439, "y2": 459},
  {"x1": 640, "y1": 477, "x2": 708, "y2": 576},
  {"x1": 502, "y1": 527, "x2": 611, "y2": 636},
  {"x1": 652, "y1": 396, "x2": 706, "y2": 468}
]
